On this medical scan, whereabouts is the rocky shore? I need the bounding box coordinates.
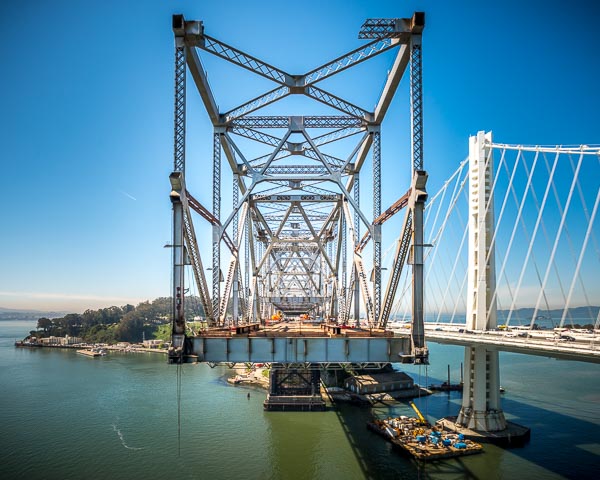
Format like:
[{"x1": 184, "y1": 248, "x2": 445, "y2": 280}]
[{"x1": 227, "y1": 366, "x2": 270, "y2": 389}]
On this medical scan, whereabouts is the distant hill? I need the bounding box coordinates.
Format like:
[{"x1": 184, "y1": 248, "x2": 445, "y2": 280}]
[
  {"x1": 497, "y1": 306, "x2": 599, "y2": 321},
  {"x1": 0, "y1": 307, "x2": 68, "y2": 320}
]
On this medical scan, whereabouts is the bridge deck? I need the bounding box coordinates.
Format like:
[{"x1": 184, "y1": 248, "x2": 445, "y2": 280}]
[
  {"x1": 197, "y1": 322, "x2": 392, "y2": 337},
  {"x1": 392, "y1": 327, "x2": 600, "y2": 364},
  {"x1": 187, "y1": 322, "x2": 410, "y2": 364}
]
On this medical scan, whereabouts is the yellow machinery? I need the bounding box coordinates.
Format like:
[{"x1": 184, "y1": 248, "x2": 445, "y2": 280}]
[{"x1": 409, "y1": 401, "x2": 428, "y2": 426}]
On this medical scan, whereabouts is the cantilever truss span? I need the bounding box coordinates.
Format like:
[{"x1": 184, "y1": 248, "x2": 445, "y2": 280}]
[{"x1": 168, "y1": 12, "x2": 429, "y2": 365}]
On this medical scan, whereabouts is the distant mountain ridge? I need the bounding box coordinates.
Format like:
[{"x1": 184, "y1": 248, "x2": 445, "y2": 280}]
[
  {"x1": 0, "y1": 307, "x2": 68, "y2": 320},
  {"x1": 497, "y1": 306, "x2": 599, "y2": 320}
]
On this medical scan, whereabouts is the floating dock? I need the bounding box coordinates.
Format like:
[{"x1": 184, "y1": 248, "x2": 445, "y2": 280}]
[
  {"x1": 367, "y1": 416, "x2": 483, "y2": 461},
  {"x1": 76, "y1": 348, "x2": 106, "y2": 357}
]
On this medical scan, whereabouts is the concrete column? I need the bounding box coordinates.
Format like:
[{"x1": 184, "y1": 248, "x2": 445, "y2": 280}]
[{"x1": 457, "y1": 131, "x2": 506, "y2": 431}]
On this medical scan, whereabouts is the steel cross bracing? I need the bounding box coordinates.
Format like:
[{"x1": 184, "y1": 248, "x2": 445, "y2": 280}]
[{"x1": 168, "y1": 13, "x2": 427, "y2": 364}]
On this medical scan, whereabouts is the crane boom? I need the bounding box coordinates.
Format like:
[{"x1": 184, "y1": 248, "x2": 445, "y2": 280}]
[{"x1": 409, "y1": 401, "x2": 428, "y2": 425}]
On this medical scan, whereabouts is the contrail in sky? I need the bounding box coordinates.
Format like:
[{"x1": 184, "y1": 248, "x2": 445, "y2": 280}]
[{"x1": 119, "y1": 190, "x2": 137, "y2": 201}]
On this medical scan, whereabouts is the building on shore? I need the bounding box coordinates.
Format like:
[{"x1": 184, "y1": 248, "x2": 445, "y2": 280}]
[
  {"x1": 39, "y1": 335, "x2": 82, "y2": 346},
  {"x1": 344, "y1": 372, "x2": 414, "y2": 395}
]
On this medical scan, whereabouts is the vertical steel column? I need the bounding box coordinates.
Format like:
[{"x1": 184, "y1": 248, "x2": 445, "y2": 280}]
[
  {"x1": 257, "y1": 242, "x2": 264, "y2": 322},
  {"x1": 173, "y1": 44, "x2": 186, "y2": 173},
  {"x1": 244, "y1": 211, "x2": 250, "y2": 321},
  {"x1": 232, "y1": 175, "x2": 239, "y2": 239},
  {"x1": 410, "y1": 32, "x2": 426, "y2": 360},
  {"x1": 212, "y1": 133, "x2": 221, "y2": 325},
  {"x1": 410, "y1": 36, "x2": 423, "y2": 175},
  {"x1": 353, "y1": 175, "x2": 361, "y2": 324},
  {"x1": 171, "y1": 193, "x2": 185, "y2": 351},
  {"x1": 341, "y1": 215, "x2": 347, "y2": 321},
  {"x1": 372, "y1": 129, "x2": 382, "y2": 327},
  {"x1": 327, "y1": 239, "x2": 336, "y2": 318},
  {"x1": 170, "y1": 25, "x2": 186, "y2": 361},
  {"x1": 232, "y1": 175, "x2": 239, "y2": 325}
]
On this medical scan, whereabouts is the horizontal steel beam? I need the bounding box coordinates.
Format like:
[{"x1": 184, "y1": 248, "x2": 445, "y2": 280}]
[
  {"x1": 229, "y1": 116, "x2": 365, "y2": 129},
  {"x1": 190, "y1": 336, "x2": 411, "y2": 363},
  {"x1": 250, "y1": 194, "x2": 340, "y2": 202}
]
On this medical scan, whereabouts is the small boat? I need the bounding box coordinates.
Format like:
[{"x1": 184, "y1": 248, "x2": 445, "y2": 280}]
[
  {"x1": 499, "y1": 386, "x2": 506, "y2": 393},
  {"x1": 367, "y1": 416, "x2": 483, "y2": 461}
]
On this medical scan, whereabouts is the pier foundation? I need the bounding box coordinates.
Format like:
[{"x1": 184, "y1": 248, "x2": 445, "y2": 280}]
[
  {"x1": 439, "y1": 132, "x2": 529, "y2": 442},
  {"x1": 264, "y1": 364, "x2": 325, "y2": 411}
]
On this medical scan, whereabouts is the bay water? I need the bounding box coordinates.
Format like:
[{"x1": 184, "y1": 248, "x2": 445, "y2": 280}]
[{"x1": 1, "y1": 320, "x2": 598, "y2": 479}]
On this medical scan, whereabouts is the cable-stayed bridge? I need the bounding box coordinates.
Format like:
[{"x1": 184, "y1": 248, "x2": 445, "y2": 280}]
[
  {"x1": 166, "y1": 12, "x2": 599, "y2": 429},
  {"x1": 390, "y1": 139, "x2": 600, "y2": 366}
]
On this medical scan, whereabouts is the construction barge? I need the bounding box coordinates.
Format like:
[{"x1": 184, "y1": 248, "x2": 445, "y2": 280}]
[
  {"x1": 76, "y1": 348, "x2": 107, "y2": 357},
  {"x1": 367, "y1": 414, "x2": 483, "y2": 461}
]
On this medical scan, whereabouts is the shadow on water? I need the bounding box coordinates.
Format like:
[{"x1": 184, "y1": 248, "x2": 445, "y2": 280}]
[
  {"x1": 331, "y1": 385, "x2": 599, "y2": 480},
  {"x1": 497, "y1": 395, "x2": 599, "y2": 478}
]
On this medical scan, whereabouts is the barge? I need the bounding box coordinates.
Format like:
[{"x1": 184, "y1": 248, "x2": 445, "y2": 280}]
[
  {"x1": 76, "y1": 348, "x2": 107, "y2": 357},
  {"x1": 367, "y1": 416, "x2": 483, "y2": 461}
]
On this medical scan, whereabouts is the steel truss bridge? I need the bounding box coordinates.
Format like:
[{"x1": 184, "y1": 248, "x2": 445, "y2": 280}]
[
  {"x1": 165, "y1": 11, "x2": 599, "y2": 429},
  {"x1": 167, "y1": 12, "x2": 429, "y2": 366}
]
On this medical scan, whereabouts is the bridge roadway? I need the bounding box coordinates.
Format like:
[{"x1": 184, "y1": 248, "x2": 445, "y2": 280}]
[
  {"x1": 391, "y1": 325, "x2": 600, "y2": 364},
  {"x1": 186, "y1": 322, "x2": 413, "y2": 365}
]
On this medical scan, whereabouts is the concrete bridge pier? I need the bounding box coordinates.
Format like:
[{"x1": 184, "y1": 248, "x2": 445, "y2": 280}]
[
  {"x1": 438, "y1": 132, "x2": 528, "y2": 444},
  {"x1": 456, "y1": 345, "x2": 505, "y2": 431},
  {"x1": 264, "y1": 364, "x2": 325, "y2": 411}
]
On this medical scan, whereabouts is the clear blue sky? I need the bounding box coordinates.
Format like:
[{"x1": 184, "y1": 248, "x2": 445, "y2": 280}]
[{"x1": 0, "y1": 0, "x2": 598, "y2": 312}]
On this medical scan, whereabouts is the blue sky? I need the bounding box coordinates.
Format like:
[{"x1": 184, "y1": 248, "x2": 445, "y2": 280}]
[{"x1": 0, "y1": 0, "x2": 598, "y2": 312}]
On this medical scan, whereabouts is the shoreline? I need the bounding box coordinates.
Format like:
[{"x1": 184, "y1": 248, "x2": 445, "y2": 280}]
[
  {"x1": 226, "y1": 366, "x2": 270, "y2": 390},
  {"x1": 15, "y1": 341, "x2": 168, "y2": 355}
]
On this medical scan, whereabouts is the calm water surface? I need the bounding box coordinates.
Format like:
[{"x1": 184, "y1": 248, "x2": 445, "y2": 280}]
[{"x1": 1, "y1": 320, "x2": 598, "y2": 479}]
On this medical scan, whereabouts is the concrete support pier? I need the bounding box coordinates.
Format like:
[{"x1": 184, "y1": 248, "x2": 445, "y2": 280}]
[
  {"x1": 264, "y1": 364, "x2": 325, "y2": 411},
  {"x1": 437, "y1": 416, "x2": 530, "y2": 446},
  {"x1": 440, "y1": 132, "x2": 529, "y2": 443},
  {"x1": 457, "y1": 345, "x2": 506, "y2": 431}
]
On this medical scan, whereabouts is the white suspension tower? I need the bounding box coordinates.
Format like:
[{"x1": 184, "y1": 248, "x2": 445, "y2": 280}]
[{"x1": 456, "y1": 131, "x2": 507, "y2": 431}]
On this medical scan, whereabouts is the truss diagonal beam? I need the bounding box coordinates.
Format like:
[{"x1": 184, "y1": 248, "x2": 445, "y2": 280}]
[
  {"x1": 171, "y1": 174, "x2": 214, "y2": 323},
  {"x1": 224, "y1": 86, "x2": 290, "y2": 123},
  {"x1": 306, "y1": 86, "x2": 372, "y2": 120},
  {"x1": 201, "y1": 35, "x2": 291, "y2": 85},
  {"x1": 303, "y1": 38, "x2": 395, "y2": 84},
  {"x1": 378, "y1": 209, "x2": 413, "y2": 328},
  {"x1": 342, "y1": 199, "x2": 374, "y2": 325}
]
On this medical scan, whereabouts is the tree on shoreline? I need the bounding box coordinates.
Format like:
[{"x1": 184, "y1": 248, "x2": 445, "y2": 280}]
[{"x1": 30, "y1": 296, "x2": 205, "y2": 343}]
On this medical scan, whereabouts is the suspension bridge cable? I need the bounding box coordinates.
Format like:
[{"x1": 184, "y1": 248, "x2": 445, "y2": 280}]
[
  {"x1": 486, "y1": 149, "x2": 525, "y2": 325},
  {"x1": 532, "y1": 152, "x2": 585, "y2": 327},
  {"x1": 504, "y1": 150, "x2": 541, "y2": 326},
  {"x1": 561, "y1": 187, "x2": 600, "y2": 327},
  {"x1": 509, "y1": 159, "x2": 554, "y2": 328},
  {"x1": 517, "y1": 150, "x2": 561, "y2": 329},
  {"x1": 539, "y1": 151, "x2": 588, "y2": 328},
  {"x1": 566, "y1": 152, "x2": 598, "y2": 324},
  {"x1": 425, "y1": 164, "x2": 470, "y2": 318},
  {"x1": 546, "y1": 153, "x2": 588, "y2": 326}
]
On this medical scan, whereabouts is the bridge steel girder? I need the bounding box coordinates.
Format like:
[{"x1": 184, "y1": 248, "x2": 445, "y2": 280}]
[
  {"x1": 190, "y1": 336, "x2": 411, "y2": 364},
  {"x1": 169, "y1": 12, "x2": 427, "y2": 359}
]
